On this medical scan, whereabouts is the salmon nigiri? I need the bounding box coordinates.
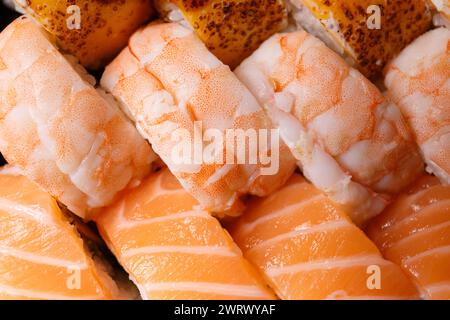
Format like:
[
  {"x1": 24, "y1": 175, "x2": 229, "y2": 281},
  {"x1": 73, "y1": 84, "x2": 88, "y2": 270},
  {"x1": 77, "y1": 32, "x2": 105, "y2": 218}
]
[
  {"x1": 0, "y1": 168, "x2": 125, "y2": 300},
  {"x1": 367, "y1": 174, "x2": 450, "y2": 300},
  {"x1": 96, "y1": 168, "x2": 275, "y2": 300},
  {"x1": 229, "y1": 174, "x2": 419, "y2": 300}
]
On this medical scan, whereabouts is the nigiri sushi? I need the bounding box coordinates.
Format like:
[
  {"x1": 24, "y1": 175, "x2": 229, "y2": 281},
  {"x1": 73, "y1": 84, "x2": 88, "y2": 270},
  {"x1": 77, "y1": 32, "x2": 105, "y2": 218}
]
[
  {"x1": 96, "y1": 168, "x2": 275, "y2": 300},
  {"x1": 0, "y1": 168, "x2": 131, "y2": 300},
  {"x1": 0, "y1": 17, "x2": 156, "y2": 219},
  {"x1": 14, "y1": 0, "x2": 155, "y2": 69},
  {"x1": 235, "y1": 30, "x2": 424, "y2": 224},
  {"x1": 154, "y1": 0, "x2": 288, "y2": 68},
  {"x1": 367, "y1": 174, "x2": 450, "y2": 300},
  {"x1": 287, "y1": 0, "x2": 433, "y2": 78},
  {"x1": 229, "y1": 174, "x2": 419, "y2": 300},
  {"x1": 101, "y1": 22, "x2": 296, "y2": 215},
  {"x1": 385, "y1": 28, "x2": 450, "y2": 185}
]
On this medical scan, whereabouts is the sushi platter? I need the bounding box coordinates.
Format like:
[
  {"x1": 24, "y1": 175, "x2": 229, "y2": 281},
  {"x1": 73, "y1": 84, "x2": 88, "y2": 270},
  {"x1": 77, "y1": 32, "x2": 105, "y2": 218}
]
[{"x1": 0, "y1": 0, "x2": 449, "y2": 301}]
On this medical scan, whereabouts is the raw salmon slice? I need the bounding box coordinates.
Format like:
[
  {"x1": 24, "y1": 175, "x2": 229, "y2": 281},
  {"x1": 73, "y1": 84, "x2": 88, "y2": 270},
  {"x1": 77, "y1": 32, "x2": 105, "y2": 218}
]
[
  {"x1": 0, "y1": 169, "x2": 118, "y2": 299},
  {"x1": 367, "y1": 174, "x2": 450, "y2": 299},
  {"x1": 229, "y1": 174, "x2": 419, "y2": 299},
  {"x1": 96, "y1": 168, "x2": 275, "y2": 300}
]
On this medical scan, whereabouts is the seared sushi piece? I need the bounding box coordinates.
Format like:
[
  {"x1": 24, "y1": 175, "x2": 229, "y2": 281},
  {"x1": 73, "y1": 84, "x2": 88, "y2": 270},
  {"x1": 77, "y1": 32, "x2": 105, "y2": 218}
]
[
  {"x1": 14, "y1": 0, "x2": 154, "y2": 69},
  {"x1": 288, "y1": 0, "x2": 433, "y2": 78},
  {"x1": 96, "y1": 168, "x2": 276, "y2": 300},
  {"x1": 235, "y1": 30, "x2": 424, "y2": 224},
  {"x1": 385, "y1": 28, "x2": 450, "y2": 185},
  {"x1": 0, "y1": 17, "x2": 156, "y2": 219},
  {"x1": 367, "y1": 174, "x2": 450, "y2": 299},
  {"x1": 154, "y1": 0, "x2": 288, "y2": 68},
  {"x1": 0, "y1": 168, "x2": 128, "y2": 300},
  {"x1": 229, "y1": 174, "x2": 419, "y2": 300},
  {"x1": 101, "y1": 22, "x2": 296, "y2": 215}
]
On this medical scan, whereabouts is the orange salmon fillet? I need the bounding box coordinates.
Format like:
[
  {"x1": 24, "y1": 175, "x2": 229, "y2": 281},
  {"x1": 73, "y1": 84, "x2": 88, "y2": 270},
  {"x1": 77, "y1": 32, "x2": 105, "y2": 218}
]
[
  {"x1": 96, "y1": 168, "x2": 275, "y2": 300},
  {"x1": 0, "y1": 169, "x2": 116, "y2": 299},
  {"x1": 367, "y1": 174, "x2": 450, "y2": 299},
  {"x1": 229, "y1": 174, "x2": 419, "y2": 299}
]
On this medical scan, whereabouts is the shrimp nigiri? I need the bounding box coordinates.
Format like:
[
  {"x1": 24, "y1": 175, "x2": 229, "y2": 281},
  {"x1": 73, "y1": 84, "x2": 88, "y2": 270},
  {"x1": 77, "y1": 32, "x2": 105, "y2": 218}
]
[
  {"x1": 235, "y1": 30, "x2": 424, "y2": 224},
  {"x1": 96, "y1": 168, "x2": 275, "y2": 300},
  {"x1": 229, "y1": 174, "x2": 419, "y2": 300},
  {"x1": 385, "y1": 27, "x2": 450, "y2": 185},
  {"x1": 0, "y1": 17, "x2": 156, "y2": 219},
  {"x1": 367, "y1": 174, "x2": 450, "y2": 300},
  {"x1": 0, "y1": 168, "x2": 128, "y2": 300},
  {"x1": 101, "y1": 22, "x2": 296, "y2": 215}
]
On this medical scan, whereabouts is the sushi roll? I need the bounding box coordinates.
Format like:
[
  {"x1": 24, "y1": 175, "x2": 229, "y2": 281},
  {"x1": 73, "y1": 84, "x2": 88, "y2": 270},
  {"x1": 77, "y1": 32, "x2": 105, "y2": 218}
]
[
  {"x1": 367, "y1": 174, "x2": 450, "y2": 300},
  {"x1": 0, "y1": 17, "x2": 156, "y2": 219},
  {"x1": 154, "y1": 0, "x2": 288, "y2": 68},
  {"x1": 385, "y1": 28, "x2": 450, "y2": 185},
  {"x1": 0, "y1": 168, "x2": 134, "y2": 299},
  {"x1": 229, "y1": 174, "x2": 419, "y2": 300},
  {"x1": 235, "y1": 30, "x2": 424, "y2": 224},
  {"x1": 14, "y1": 0, "x2": 155, "y2": 69},
  {"x1": 96, "y1": 168, "x2": 276, "y2": 300},
  {"x1": 101, "y1": 22, "x2": 297, "y2": 215},
  {"x1": 288, "y1": 0, "x2": 433, "y2": 78}
]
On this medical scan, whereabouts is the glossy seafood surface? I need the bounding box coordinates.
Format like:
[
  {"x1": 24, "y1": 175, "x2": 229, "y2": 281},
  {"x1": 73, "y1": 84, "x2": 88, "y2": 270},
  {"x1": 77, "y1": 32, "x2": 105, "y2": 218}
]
[
  {"x1": 386, "y1": 28, "x2": 450, "y2": 185},
  {"x1": 101, "y1": 22, "x2": 296, "y2": 215},
  {"x1": 0, "y1": 0, "x2": 448, "y2": 302},
  {"x1": 0, "y1": 170, "x2": 116, "y2": 299},
  {"x1": 96, "y1": 168, "x2": 276, "y2": 300},
  {"x1": 230, "y1": 174, "x2": 419, "y2": 299},
  {"x1": 0, "y1": 17, "x2": 154, "y2": 218},
  {"x1": 367, "y1": 174, "x2": 450, "y2": 299},
  {"x1": 235, "y1": 30, "x2": 424, "y2": 224}
]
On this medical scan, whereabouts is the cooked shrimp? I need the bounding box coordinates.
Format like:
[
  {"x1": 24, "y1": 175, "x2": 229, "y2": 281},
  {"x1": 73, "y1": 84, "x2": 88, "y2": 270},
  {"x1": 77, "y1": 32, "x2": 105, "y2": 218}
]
[
  {"x1": 235, "y1": 30, "x2": 424, "y2": 224},
  {"x1": 96, "y1": 168, "x2": 276, "y2": 300},
  {"x1": 385, "y1": 28, "x2": 450, "y2": 185},
  {"x1": 0, "y1": 17, "x2": 156, "y2": 219},
  {"x1": 101, "y1": 22, "x2": 296, "y2": 215}
]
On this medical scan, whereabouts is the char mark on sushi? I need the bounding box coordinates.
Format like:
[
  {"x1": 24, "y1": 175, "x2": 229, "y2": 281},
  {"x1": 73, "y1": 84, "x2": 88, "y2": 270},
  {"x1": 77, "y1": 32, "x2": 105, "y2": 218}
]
[
  {"x1": 154, "y1": 0, "x2": 289, "y2": 68},
  {"x1": 287, "y1": 0, "x2": 433, "y2": 79}
]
